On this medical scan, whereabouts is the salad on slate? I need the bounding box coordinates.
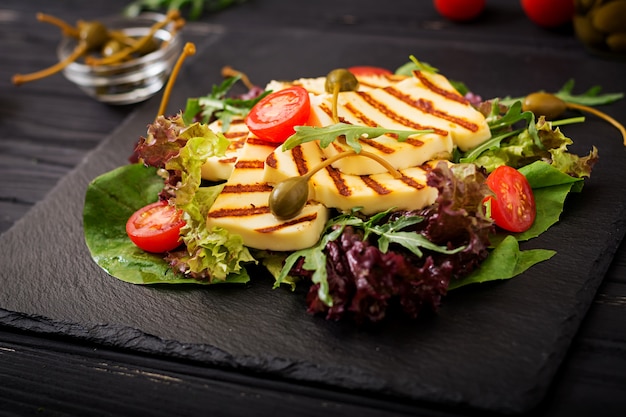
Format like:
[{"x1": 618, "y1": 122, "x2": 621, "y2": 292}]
[{"x1": 83, "y1": 50, "x2": 624, "y2": 324}]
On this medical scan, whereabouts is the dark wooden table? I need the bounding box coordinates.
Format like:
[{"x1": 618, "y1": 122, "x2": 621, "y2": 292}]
[{"x1": 1, "y1": 1, "x2": 625, "y2": 416}]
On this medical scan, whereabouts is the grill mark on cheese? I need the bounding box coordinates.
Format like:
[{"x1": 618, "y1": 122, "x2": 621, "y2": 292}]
[
  {"x1": 360, "y1": 175, "x2": 391, "y2": 195},
  {"x1": 218, "y1": 156, "x2": 237, "y2": 164},
  {"x1": 207, "y1": 206, "x2": 271, "y2": 218},
  {"x1": 235, "y1": 159, "x2": 264, "y2": 169},
  {"x1": 326, "y1": 165, "x2": 351, "y2": 196},
  {"x1": 246, "y1": 136, "x2": 275, "y2": 147},
  {"x1": 400, "y1": 174, "x2": 426, "y2": 190},
  {"x1": 292, "y1": 145, "x2": 309, "y2": 176},
  {"x1": 255, "y1": 213, "x2": 319, "y2": 233},
  {"x1": 358, "y1": 79, "x2": 382, "y2": 89},
  {"x1": 404, "y1": 137, "x2": 425, "y2": 147},
  {"x1": 344, "y1": 102, "x2": 377, "y2": 127},
  {"x1": 360, "y1": 138, "x2": 396, "y2": 153},
  {"x1": 412, "y1": 70, "x2": 469, "y2": 105},
  {"x1": 221, "y1": 183, "x2": 273, "y2": 193},
  {"x1": 356, "y1": 91, "x2": 448, "y2": 136},
  {"x1": 385, "y1": 87, "x2": 480, "y2": 132},
  {"x1": 224, "y1": 131, "x2": 247, "y2": 140},
  {"x1": 265, "y1": 152, "x2": 277, "y2": 169}
]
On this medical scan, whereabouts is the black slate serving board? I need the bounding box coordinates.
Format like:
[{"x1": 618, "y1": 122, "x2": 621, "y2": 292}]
[{"x1": 1, "y1": 27, "x2": 625, "y2": 414}]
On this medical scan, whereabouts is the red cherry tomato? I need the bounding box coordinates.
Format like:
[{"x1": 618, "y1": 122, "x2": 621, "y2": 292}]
[
  {"x1": 484, "y1": 165, "x2": 536, "y2": 233},
  {"x1": 347, "y1": 66, "x2": 393, "y2": 77},
  {"x1": 521, "y1": 0, "x2": 574, "y2": 28},
  {"x1": 245, "y1": 86, "x2": 311, "y2": 143},
  {"x1": 126, "y1": 200, "x2": 186, "y2": 253},
  {"x1": 434, "y1": 0, "x2": 486, "y2": 22}
]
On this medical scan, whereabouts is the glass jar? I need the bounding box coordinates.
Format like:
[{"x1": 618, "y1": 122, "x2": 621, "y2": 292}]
[
  {"x1": 573, "y1": 0, "x2": 626, "y2": 60},
  {"x1": 57, "y1": 13, "x2": 183, "y2": 105}
]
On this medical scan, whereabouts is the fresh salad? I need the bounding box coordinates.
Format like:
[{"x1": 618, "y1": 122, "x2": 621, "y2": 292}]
[{"x1": 83, "y1": 51, "x2": 624, "y2": 324}]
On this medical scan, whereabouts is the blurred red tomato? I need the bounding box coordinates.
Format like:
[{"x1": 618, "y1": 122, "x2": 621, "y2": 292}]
[
  {"x1": 434, "y1": 0, "x2": 486, "y2": 22},
  {"x1": 521, "y1": 0, "x2": 575, "y2": 28}
]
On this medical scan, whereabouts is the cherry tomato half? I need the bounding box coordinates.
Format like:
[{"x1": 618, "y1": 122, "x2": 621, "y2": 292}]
[
  {"x1": 484, "y1": 165, "x2": 536, "y2": 233},
  {"x1": 434, "y1": 0, "x2": 486, "y2": 22},
  {"x1": 245, "y1": 86, "x2": 311, "y2": 144},
  {"x1": 126, "y1": 200, "x2": 186, "y2": 253},
  {"x1": 521, "y1": 0, "x2": 574, "y2": 28},
  {"x1": 347, "y1": 66, "x2": 393, "y2": 77}
]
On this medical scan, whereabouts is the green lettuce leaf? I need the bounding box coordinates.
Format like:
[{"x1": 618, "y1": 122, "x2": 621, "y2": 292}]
[
  {"x1": 448, "y1": 235, "x2": 555, "y2": 290},
  {"x1": 489, "y1": 161, "x2": 584, "y2": 245},
  {"x1": 83, "y1": 163, "x2": 249, "y2": 285}
]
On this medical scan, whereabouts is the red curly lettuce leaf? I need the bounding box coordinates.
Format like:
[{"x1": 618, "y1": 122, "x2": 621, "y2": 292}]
[{"x1": 279, "y1": 162, "x2": 496, "y2": 323}]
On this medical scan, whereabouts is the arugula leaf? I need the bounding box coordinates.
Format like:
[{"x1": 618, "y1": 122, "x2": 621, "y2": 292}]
[
  {"x1": 275, "y1": 208, "x2": 465, "y2": 307},
  {"x1": 394, "y1": 55, "x2": 439, "y2": 76},
  {"x1": 499, "y1": 79, "x2": 624, "y2": 108},
  {"x1": 282, "y1": 123, "x2": 433, "y2": 153},
  {"x1": 358, "y1": 210, "x2": 465, "y2": 257},
  {"x1": 275, "y1": 222, "x2": 346, "y2": 307},
  {"x1": 182, "y1": 75, "x2": 269, "y2": 130}
]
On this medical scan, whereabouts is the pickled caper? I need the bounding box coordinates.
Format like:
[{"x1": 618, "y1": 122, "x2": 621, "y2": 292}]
[
  {"x1": 268, "y1": 176, "x2": 311, "y2": 220},
  {"x1": 12, "y1": 10, "x2": 186, "y2": 86},
  {"x1": 86, "y1": 10, "x2": 182, "y2": 66},
  {"x1": 77, "y1": 20, "x2": 109, "y2": 50},
  {"x1": 523, "y1": 91, "x2": 626, "y2": 146},
  {"x1": 573, "y1": 15, "x2": 605, "y2": 48},
  {"x1": 325, "y1": 68, "x2": 359, "y2": 123},
  {"x1": 102, "y1": 39, "x2": 126, "y2": 57},
  {"x1": 606, "y1": 33, "x2": 626, "y2": 53},
  {"x1": 12, "y1": 18, "x2": 110, "y2": 85},
  {"x1": 591, "y1": 1, "x2": 626, "y2": 34},
  {"x1": 324, "y1": 68, "x2": 359, "y2": 94},
  {"x1": 522, "y1": 92, "x2": 568, "y2": 120}
]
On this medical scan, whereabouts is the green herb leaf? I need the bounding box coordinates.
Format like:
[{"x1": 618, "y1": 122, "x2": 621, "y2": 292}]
[
  {"x1": 282, "y1": 123, "x2": 433, "y2": 153},
  {"x1": 182, "y1": 75, "x2": 269, "y2": 129},
  {"x1": 499, "y1": 79, "x2": 624, "y2": 108},
  {"x1": 448, "y1": 235, "x2": 555, "y2": 290},
  {"x1": 488, "y1": 161, "x2": 584, "y2": 246},
  {"x1": 84, "y1": 164, "x2": 248, "y2": 284},
  {"x1": 274, "y1": 222, "x2": 346, "y2": 307}
]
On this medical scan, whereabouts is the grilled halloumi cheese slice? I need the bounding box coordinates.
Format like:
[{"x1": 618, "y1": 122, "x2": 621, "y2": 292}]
[
  {"x1": 200, "y1": 118, "x2": 249, "y2": 181},
  {"x1": 200, "y1": 74, "x2": 409, "y2": 182},
  {"x1": 264, "y1": 140, "x2": 447, "y2": 215},
  {"x1": 265, "y1": 73, "x2": 408, "y2": 95},
  {"x1": 206, "y1": 136, "x2": 329, "y2": 251},
  {"x1": 309, "y1": 70, "x2": 490, "y2": 176}
]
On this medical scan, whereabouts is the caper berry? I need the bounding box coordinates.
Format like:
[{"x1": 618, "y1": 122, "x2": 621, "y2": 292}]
[
  {"x1": 135, "y1": 36, "x2": 159, "y2": 56},
  {"x1": 102, "y1": 39, "x2": 125, "y2": 57},
  {"x1": 269, "y1": 176, "x2": 311, "y2": 219},
  {"x1": 78, "y1": 20, "x2": 109, "y2": 51},
  {"x1": 522, "y1": 91, "x2": 626, "y2": 146},
  {"x1": 591, "y1": 1, "x2": 626, "y2": 35},
  {"x1": 522, "y1": 92, "x2": 567, "y2": 120},
  {"x1": 325, "y1": 68, "x2": 359, "y2": 94}
]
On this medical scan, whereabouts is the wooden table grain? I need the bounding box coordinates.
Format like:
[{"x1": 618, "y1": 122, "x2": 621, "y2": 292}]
[{"x1": 1, "y1": 1, "x2": 625, "y2": 416}]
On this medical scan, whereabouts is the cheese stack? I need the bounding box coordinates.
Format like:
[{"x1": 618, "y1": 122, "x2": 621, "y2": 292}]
[
  {"x1": 205, "y1": 69, "x2": 491, "y2": 251},
  {"x1": 205, "y1": 135, "x2": 329, "y2": 251}
]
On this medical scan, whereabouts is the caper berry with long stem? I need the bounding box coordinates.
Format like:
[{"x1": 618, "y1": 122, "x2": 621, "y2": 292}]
[
  {"x1": 85, "y1": 10, "x2": 182, "y2": 66},
  {"x1": 324, "y1": 68, "x2": 359, "y2": 123},
  {"x1": 523, "y1": 91, "x2": 626, "y2": 146},
  {"x1": 156, "y1": 42, "x2": 196, "y2": 118},
  {"x1": 269, "y1": 149, "x2": 401, "y2": 219},
  {"x1": 12, "y1": 20, "x2": 109, "y2": 86}
]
